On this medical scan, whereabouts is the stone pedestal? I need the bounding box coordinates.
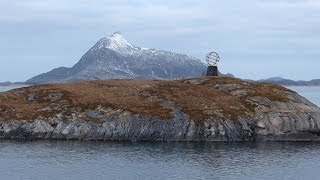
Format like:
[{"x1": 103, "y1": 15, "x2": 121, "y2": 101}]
[{"x1": 206, "y1": 66, "x2": 218, "y2": 76}]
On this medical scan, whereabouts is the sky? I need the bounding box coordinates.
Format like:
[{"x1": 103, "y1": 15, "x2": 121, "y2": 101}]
[{"x1": 0, "y1": 0, "x2": 319, "y2": 82}]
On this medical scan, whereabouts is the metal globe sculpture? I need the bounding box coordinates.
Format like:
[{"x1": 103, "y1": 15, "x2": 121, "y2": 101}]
[
  {"x1": 206, "y1": 51, "x2": 220, "y2": 76},
  {"x1": 206, "y1": 52, "x2": 220, "y2": 66}
]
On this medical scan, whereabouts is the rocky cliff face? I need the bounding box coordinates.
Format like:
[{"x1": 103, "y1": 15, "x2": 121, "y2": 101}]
[
  {"x1": 26, "y1": 32, "x2": 206, "y2": 84},
  {"x1": 1, "y1": 77, "x2": 320, "y2": 142}
]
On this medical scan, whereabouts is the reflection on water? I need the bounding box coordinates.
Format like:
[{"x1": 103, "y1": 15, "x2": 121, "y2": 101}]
[{"x1": 0, "y1": 141, "x2": 320, "y2": 180}]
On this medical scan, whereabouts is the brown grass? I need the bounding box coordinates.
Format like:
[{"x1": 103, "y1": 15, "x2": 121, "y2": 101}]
[{"x1": 0, "y1": 77, "x2": 292, "y2": 124}]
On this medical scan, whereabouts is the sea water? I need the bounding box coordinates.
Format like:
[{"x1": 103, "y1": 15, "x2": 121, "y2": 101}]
[
  {"x1": 0, "y1": 85, "x2": 29, "y2": 92},
  {"x1": 0, "y1": 86, "x2": 320, "y2": 180},
  {"x1": 0, "y1": 141, "x2": 320, "y2": 180},
  {"x1": 288, "y1": 86, "x2": 320, "y2": 106}
]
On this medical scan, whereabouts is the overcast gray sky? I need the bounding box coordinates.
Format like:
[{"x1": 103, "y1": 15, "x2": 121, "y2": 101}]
[{"x1": 0, "y1": 0, "x2": 319, "y2": 82}]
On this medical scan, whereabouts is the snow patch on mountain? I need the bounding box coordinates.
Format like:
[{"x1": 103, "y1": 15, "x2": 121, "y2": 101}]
[{"x1": 95, "y1": 32, "x2": 137, "y2": 54}]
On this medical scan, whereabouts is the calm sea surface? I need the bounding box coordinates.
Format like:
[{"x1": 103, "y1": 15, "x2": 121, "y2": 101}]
[
  {"x1": 287, "y1": 86, "x2": 320, "y2": 106},
  {"x1": 0, "y1": 86, "x2": 320, "y2": 180},
  {"x1": 0, "y1": 85, "x2": 29, "y2": 92}
]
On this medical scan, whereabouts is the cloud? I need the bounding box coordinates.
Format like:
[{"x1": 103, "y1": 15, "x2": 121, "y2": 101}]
[
  {"x1": 0, "y1": 0, "x2": 210, "y2": 25},
  {"x1": 258, "y1": 0, "x2": 320, "y2": 9},
  {"x1": 0, "y1": 0, "x2": 320, "y2": 81},
  {"x1": 1, "y1": 0, "x2": 319, "y2": 47}
]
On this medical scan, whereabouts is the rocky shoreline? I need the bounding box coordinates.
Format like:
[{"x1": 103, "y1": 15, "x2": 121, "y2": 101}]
[{"x1": 1, "y1": 77, "x2": 320, "y2": 142}]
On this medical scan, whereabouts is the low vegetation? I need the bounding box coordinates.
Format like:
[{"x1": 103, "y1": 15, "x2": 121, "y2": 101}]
[{"x1": 0, "y1": 77, "x2": 292, "y2": 125}]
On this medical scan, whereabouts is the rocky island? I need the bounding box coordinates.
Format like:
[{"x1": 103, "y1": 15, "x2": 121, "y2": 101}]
[{"x1": 1, "y1": 76, "x2": 320, "y2": 142}]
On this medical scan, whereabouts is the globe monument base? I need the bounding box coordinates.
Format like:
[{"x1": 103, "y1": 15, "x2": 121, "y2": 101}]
[{"x1": 206, "y1": 66, "x2": 218, "y2": 76}]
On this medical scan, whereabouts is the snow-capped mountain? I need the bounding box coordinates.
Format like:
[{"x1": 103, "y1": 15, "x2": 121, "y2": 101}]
[{"x1": 27, "y1": 32, "x2": 206, "y2": 84}]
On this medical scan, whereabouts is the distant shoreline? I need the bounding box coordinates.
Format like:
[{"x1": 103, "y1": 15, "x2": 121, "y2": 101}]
[
  {"x1": 258, "y1": 77, "x2": 320, "y2": 87},
  {"x1": 2, "y1": 76, "x2": 320, "y2": 87},
  {"x1": 1, "y1": 83, "x2": 320, "y2": 87},
  {"x1": 0, "y1": 84, "x2": 30, "y2": 92},
  {"x1": 0, "y1": 84, "x2": 29, "y2": 87},
  {"x1": 281, "y1": 84, "x2": 320, "y2": 87},
  {"x1": 0, "y1": 82, "x2": 28, "y2": 87}
]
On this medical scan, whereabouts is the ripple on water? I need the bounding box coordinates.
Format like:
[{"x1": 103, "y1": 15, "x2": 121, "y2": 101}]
[{"x1": 0, "y1": 141, "x2": 320, "y2": 180}]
